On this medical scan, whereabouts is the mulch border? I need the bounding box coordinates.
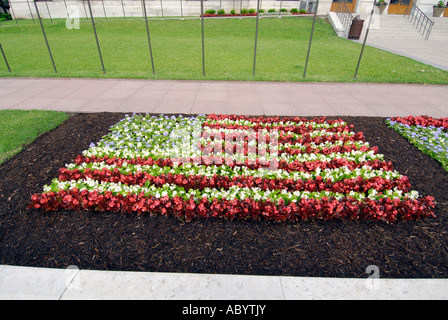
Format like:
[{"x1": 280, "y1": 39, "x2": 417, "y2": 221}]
[{"x1": 0, "y1": 112, "x2": 447, "y2": 278}]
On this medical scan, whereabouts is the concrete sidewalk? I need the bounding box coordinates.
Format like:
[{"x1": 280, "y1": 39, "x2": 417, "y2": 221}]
[
  {"x1": 1, "y1": 77, "x2": 448, "y2": 300},
  {"x1": 1, "y1": 265, "x2": 448, "y2": 300},
  {"x1": 358, "y1": 38, "x2": 448, "y2": 72},
  {"x1": 0, "y1": 77, "x2": 447, "y2": 117}
]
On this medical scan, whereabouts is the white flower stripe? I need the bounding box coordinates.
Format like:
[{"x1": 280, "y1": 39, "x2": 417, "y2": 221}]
[
  {"x1": 65, "y1": 161, "x2": 403, "y2": 183},
  {"x1": 205, "y1": 118, "x2": 347, "y2": 129},
  {"x1": 45, "y1": 179, "x2": 420, "y2": 204}
]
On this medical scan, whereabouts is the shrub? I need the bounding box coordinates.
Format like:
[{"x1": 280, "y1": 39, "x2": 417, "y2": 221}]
[
  {"x1": 280, "y1": 8, "x2": 288, "y2": 12},
  {"x1": 299, "y1": 9, "x2": 307, "y2": 13},
  {"x1": 268, "y1": 8, "x2": 276, "y2": 13},
  {"x1": 0, "y1": 13, "x2": 11, "y2": 21},
  {"x1": 217, "y1": 9, "x2": 225, "y2": 15},
  {"x1": 205, "y1": 9, "x2": 216, "y2": 14},
  {"x1": 230, "y1": 9, "x2": 236, "y2": 14},
  {"x1": 259, "y1": 9, "x2": 265, "y2": 13},
  {"x1": 290, "y1": 8, "x2": 299, "y2": 13},
  {"x1": 248, "y1": 8, "x2": 256, "y2": 13},
  {"x1": 240, "y1": 8, "x2": 248, "y2": 14}
]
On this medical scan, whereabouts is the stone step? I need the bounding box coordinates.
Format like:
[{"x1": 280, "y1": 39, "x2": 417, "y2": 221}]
[{"x1": 354, "y1": 14, "x2": 448, "y2": 40}]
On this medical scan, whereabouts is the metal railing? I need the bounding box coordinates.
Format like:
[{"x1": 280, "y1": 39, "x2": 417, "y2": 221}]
[
  {"x1": 408, "y1": 2, "x2": 434, "y2": 40},
  {"x1": 336, "y1": 1, "x2": 354, "y2": 36}
]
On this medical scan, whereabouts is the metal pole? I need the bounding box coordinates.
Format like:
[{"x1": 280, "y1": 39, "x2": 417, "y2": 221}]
[
  {"x1": 252, "y1": 0, "x2": 261, "y2": 77},
  {"x1": 121, "y1": 0, "x2": 126, "y2": 19},
  {"x1": 8, "y1": 1, "x2": 18, "y2": 25},
  {"x1": 303, "y1": 0, "x2": 319, "y2": 78},
  {"x1": 180, "y1": 0, "x2": 183, "y2": 19},
  {"x1": 0, "y1": 42, "x2": 11, "y2": 73},
  {"x1": 63, "y1": 0, "x2": 70, "y2": 20},
  {"x1": 354, "y1": 3, "x2": 375, "y2": 79},
  {"x1": 160, "y1": 0, "x2": 164, "y2": 19},
  {"x1": 201, "y1": 0, "x2": 205, "y2": 77},
  {"x1": 101, "y1": 0, "x2": 107, "y2": 20},
  {"x1": 86, "y1": 0, "x2": 106, "y2": 74},
  {"x1": 82, "y1": 0, "x2": 89, "y2": 21},
  {"x1": 279, "y1": 0, "x2": 282, "y2": 17},
  {"x1": 33, "y1": 0, "x2": 57, "y2": 73},
  {"x1": 45, "y1": 0, "x2": 52, "y2": 23},
  {"x1": 141, "y1": 0, "x2": 155, "y2": 75},
  {"x1": 240, "y1": 0, "x2": 242, "y2": 18},
  {"x1": 27, "y1": 0, "x2": 35, "y2": 23}
]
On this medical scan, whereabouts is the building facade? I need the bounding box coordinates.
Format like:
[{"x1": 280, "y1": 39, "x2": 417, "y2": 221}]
[{"x1": 6, "y1": 0, "x2": 446, "y2": 20}]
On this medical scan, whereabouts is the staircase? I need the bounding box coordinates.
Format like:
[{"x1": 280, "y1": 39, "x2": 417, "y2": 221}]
[
  {"x1": 357, "y1": 14, "x2": 448, "y2": 41},
  {"x1": 430, "y1": 17, "x2": 448, "y2": 41},
  {"x1": 349, "y1": 13, "x2": 448, "y2": 72}
]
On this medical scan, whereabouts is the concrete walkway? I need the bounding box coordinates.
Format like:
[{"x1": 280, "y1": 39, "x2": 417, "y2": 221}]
[
  {"x1": 358, "y1": 38, "x2": 448, "y2": 72},
  {"x1": 1, "y1": 265, "x2": 448, "y2": 300},
  {"x1": 0, "y1": 77, "x2": 447, "y2": 117},
  {"x1": 1, "y1": 77, "x2": 448, "y2": 300}
]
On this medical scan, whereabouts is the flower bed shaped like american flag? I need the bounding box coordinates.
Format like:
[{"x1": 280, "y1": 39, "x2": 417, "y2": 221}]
[{"x1": 29, "y1": 114, "x2": 436, "y2": 222}]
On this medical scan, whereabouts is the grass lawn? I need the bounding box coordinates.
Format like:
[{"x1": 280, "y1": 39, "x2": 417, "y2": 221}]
[
  {"x1": 0, "y1": 110, "x2": 69, "y2": 165},
  {"x1": 0, "y1": 16, "x2": 447, "y2": 83}
]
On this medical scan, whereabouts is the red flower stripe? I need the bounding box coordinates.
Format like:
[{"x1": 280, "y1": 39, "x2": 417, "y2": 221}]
[
  {"x1": 58, "y1": 168, "x2": 412, "y2": 194},
  {"x1": 28, "y1": 189, "x2": 436, "y2": 222},
  {"x1": 205, "y1": 114, "x2": 342, "y2": 125},
  {"x1": 72, "y1": 155, "x2": 395, "y2": 173},
  {"x1": 201, "y1": 13, "x2": 258, "y2": 17},
  {"x1": 278, "y1": 131, "x2": 365, "y2": 145},
  {"x1": 202, "y1": 126, "x2": 364, "y2": 145},
  {"x1": 389, "y1": 115, "x2": 448, "y2": 129}
]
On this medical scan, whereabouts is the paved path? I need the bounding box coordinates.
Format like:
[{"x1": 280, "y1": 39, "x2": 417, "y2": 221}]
[
  {"x1": 0, "y1": 77, "x2": 447, "y2": 117},
  {"x1": 358, "y1": 38, "x2": 448, "y2": 72},
  {"x1": 1, "y1": 77, "x2": 448, "y2": 300}
]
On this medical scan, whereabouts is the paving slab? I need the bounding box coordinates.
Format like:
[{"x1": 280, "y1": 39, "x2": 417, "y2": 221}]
[{"x1": 0, "y1": 265, "x2": 78, "y2": 300}]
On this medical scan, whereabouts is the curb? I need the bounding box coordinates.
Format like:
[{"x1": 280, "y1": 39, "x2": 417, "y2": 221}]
[{"x1": 1, "y1": 265, "x2": 447, "y2": 300}]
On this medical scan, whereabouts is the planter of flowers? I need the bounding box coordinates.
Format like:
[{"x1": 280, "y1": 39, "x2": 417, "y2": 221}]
[
  {"x1": 375, "y1": 0, "x2": 388, "y2": 15},
  {"x1": 291, "y1": 8, "x2": 311, "y2": 15},
  {"x1": 433, "y1": 1, "x2": 446, "y2": 17},
  {"x1": 201, "y1": 9, "x2": 258, "y2": 17}
]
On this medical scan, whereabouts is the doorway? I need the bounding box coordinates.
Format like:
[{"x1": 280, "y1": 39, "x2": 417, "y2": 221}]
[
  {"x1": 388, "y1": 0, "x2": 413, "y2": 15},
  {"x1": 330, "y1": 0, "x2": 357, "y2": 13}
]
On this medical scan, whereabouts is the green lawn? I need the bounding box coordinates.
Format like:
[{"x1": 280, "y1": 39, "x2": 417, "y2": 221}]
[
  {"x1": 0, "y1": 16, "x2": 447, "y2": 83},
  {"x1": 0, "y1": 110, "x2": 69, "y2": 165}
]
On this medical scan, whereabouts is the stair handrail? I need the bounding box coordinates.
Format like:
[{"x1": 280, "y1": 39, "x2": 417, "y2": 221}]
[
  {"x1": 336, "y1": 0, "x2": 354, "y2": 35},
  {"x1": 408, "y1": 2, "x2": 434, "y2": 40}
]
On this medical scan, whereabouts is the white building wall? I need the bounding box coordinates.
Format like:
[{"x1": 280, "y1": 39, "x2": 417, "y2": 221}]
[
  {"x1": 8, "y1": 0, "x2": 441, "y2": 20},
  {"x1": 416, "y1": 0, "x2": 442, "y2": 17},
  {"x1": 9, "y1": 0, "x2": 335, "y2": 20}
]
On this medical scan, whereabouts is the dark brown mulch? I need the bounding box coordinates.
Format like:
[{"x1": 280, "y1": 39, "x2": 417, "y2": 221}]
[{"x1": 0, "y1": 112, "x2": 447, "y2": 278}]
